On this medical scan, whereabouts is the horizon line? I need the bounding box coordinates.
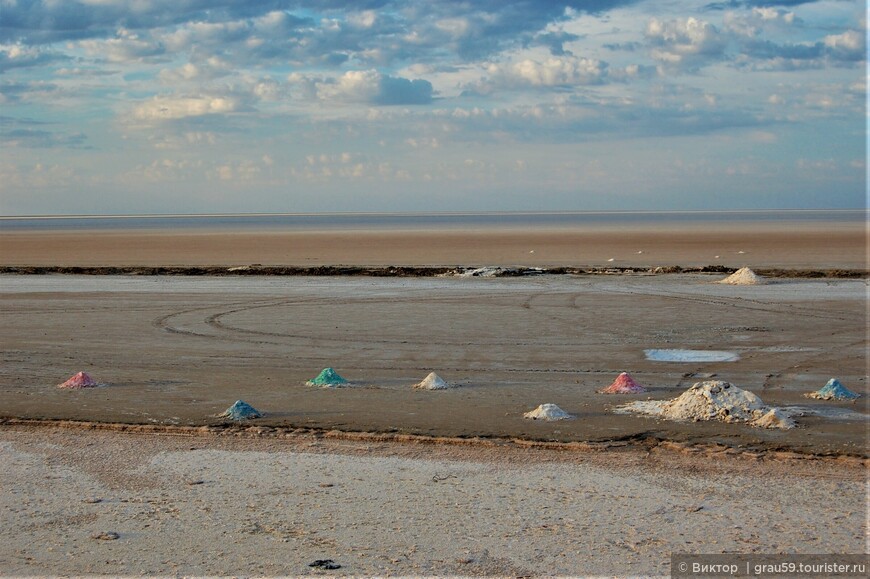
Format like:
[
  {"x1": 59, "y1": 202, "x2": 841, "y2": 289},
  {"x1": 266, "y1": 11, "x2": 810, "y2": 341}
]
[{"x1": 1, "y1": 208, "x2": 866, "y2": 220}]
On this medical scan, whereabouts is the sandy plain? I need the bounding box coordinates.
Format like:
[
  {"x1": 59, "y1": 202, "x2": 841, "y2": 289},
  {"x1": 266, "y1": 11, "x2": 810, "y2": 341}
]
[
  {"x1": 0, "y1": 221, "x2": 866, "y2": 269},
  {"x1": 0, "y1": 223, "x2": 867, "y2": 577}
]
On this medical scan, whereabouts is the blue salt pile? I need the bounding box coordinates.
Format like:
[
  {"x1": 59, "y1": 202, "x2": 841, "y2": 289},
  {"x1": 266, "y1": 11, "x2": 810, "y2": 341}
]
[
  {"x1": 219, "y1": 400, "x2": 263, "y2": 420},
  {"x1": 805, "y1": 378, "x2": 860, "y2": 401},
  {"x1": 306, "y1": 367, "x2": 349, "y2": 387}
]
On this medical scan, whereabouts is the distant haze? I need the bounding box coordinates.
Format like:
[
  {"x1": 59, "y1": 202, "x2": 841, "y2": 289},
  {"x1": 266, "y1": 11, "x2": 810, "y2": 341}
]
[{"x1": 0, "y1": 1, "x2": 865, "y2": 215}]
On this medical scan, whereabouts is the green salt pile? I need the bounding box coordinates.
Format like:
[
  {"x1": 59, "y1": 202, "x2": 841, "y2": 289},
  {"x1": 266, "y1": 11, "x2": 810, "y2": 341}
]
[{"x1": 306, "y1": 367, "x2": 349, "y2": 387}]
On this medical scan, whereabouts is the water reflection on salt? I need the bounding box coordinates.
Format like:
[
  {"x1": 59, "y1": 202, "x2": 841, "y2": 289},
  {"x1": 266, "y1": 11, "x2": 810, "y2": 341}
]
[{"x1": 644, "y1": 349, "x2": 739, "y2": 362}]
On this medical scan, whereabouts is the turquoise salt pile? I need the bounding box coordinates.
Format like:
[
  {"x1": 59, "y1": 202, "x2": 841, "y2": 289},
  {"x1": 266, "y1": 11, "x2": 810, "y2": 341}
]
[
  {"x1": 805, "y1": 378, "x2": 860, "y2": 400},
  {"x1": 218, "y1": 400, "x2": 262, "y2": 420},
  {"x1": 306, "y1": 367, "x2": 349, "y2": 387}
]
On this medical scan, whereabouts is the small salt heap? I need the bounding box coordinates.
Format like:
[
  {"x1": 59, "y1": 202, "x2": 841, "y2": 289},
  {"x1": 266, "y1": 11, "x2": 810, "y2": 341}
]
[
  {"x1": 805, "y1": 378, "x2": 860, "y2": 400},
  {"x1": 306, "y1": 367, "x2": 349, "y2": 387},
  {"x1": 57, "y1": 371, "x2": 100, "y2": 389},
  {"x1": 413, "y1": 372, "x2": 452, "y2": 390},
  {"x1": 599, "y1": 372, "x2": 647, "y2": 394},
  {"x1": 617, "y1": 380, "x2": 794, "y2": 429},
  {"x1": 718, "y1": 266, "x2": 765, "y2": 285},
  {"x1": 523, "y1": 403, "x2": 574, "y2": 421},
  {"x1": 218, "y1": 400, "x2": 263, "y2": 421}
]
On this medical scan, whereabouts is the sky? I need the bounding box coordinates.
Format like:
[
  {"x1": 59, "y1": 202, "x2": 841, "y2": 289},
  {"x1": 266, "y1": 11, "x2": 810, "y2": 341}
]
[{"x1": 0, "y1": 0, "x2": 866, "y2": 215}]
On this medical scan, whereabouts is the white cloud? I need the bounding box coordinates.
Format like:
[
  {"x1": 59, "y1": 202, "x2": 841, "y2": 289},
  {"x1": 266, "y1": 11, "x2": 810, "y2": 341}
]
[
  {"x1": 293, "y1": 69, "x2": 433, "y2": 106},
  {"x1": 78, "y1": 28, "x2": 165, "y2": 62},
  {"x1": 823, "y1": 30, "x2": 864, "y2": 58},
  {"x1": 132, "y1": 94, "x2": 243, "y2": 121},
  {"x1": 502, "y1": 56, "x2": 606, "y2": 86},
  {"x1": 645, "y1": 17, "x2": 726, "y2": 70}
]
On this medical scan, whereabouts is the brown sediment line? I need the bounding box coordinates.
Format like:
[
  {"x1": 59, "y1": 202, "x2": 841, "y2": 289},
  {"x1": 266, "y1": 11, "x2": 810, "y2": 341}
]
[
  {"x1": 0, "y1": 265, "x2": 866, "y2": 277},
  {"x1": 1, "y1": 417, "x2": 867, "y2": 466}
]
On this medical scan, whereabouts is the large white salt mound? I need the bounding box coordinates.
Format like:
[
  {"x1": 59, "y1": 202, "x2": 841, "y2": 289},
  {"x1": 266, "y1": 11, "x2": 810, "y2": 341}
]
[
  {"x1": 718, "y1": 266, "x2": 765, "y2": 285},
  {"x1": 413, "y1": 372, "x2": 452, "y2": 390},
  {"x1": 523, "y1": 403, "x2": 574, "y2": 421},
  {"x1": 616, "y1": 380, "x2": 794, "y2": 429}
]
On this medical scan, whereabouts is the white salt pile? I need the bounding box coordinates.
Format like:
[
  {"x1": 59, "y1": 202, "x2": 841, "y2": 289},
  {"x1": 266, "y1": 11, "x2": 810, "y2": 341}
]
[
  {"x1": 617, "y1": 380, "x2": 794, "y2": 429},
  {"x1": 413, "y1": 372, "x2": 453, "y2": 390},
  {"x1": 718, "y1": 266, "x2": 766, "y2": 285},
  {"x1": 523, "y1": 403, "x2": 574, "y2": 421}
]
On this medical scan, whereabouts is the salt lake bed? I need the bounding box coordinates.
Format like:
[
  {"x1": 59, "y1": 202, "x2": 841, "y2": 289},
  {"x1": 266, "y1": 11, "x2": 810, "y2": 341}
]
[{"x1": 1, "y1": 273, "x2": 865, "y2": 456}]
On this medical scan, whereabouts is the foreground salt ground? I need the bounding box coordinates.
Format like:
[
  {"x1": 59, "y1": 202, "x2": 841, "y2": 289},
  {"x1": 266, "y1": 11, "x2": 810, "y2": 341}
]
[{"x1": 0, "y1": 427, "x2": 864, "y2": 577}]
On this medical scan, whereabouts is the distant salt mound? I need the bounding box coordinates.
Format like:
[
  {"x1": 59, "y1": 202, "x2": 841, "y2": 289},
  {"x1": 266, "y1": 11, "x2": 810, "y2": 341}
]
[
  {"x1": 57, "y1": 371, "x2": 100, "y2": 389},
  {"x1": 218, "y1": 400, "x2": 262, "y2": 421},
  {"x1": 599, "y1": 372, "x2": 647, "y2": 394},
  {"x1": 718, "y1": 267, "x2": 765, "y2": 285},
  {"x1": 413, "y1": 372, "x2": 453, "y2": 390},
  {"x1": 459, "y1": 266, "x2": 506, "y2": 277},
  {"x1": 617, "y1": 380, "x2": 794, "y2": 429},
  {"x1": 805, "y1": 378, "x2": 860, "y2": 400},
  {"x1": 523, "y1": 403, "x2": 574, "y2": 421},
  {"x1": 306, "y1": 367, "x2": 350, "y2": 387}
]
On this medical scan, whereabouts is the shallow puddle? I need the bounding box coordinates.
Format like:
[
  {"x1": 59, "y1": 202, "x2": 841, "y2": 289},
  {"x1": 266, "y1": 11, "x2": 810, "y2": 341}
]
[{"x1": 644, "y1": 349, "x2": 739, "y2": 362}]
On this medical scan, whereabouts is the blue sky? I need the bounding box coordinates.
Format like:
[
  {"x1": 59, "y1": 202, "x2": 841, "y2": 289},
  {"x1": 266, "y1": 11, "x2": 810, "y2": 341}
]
[{"x1": 0, "y1": 0, "x2": 865, "y2": 215}]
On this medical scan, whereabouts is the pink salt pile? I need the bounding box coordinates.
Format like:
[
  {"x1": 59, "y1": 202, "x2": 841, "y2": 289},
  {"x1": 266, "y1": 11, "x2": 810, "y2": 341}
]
[
  {"x1": 57, "y1": 371, "x2": 100, "y2": 389},
  {"x1": 599, "y1": 372, "x2": 647, "y2": 394}
]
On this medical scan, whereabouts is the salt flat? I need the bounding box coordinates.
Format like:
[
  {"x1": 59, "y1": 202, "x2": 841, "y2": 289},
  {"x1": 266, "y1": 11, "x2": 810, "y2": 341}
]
[{"x1": 0, "y1": 274, "x2": 865, "y2": 454}]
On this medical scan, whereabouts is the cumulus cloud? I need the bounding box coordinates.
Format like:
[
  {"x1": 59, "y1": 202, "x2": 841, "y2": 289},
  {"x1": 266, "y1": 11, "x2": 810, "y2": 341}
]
[
  {"x1": 0, "y1": 43, "x2": 67, "y2": 73},
  {"x1": 645, "y1": 17, "x2": 727, "y2": 70},
  {"x1": 294, "y1": 69, "x2": 433, "y2": 105},
  {"x1": 822, "y1": 30, "x2": 865, "y2": 61},
  {"x1": 78, "y1": 28, "x2": 166, "y2": 62},
  {"x1": 723, "y1": 6, "x2": 798, "y2": 37},
  {"x1": 735, "y1": 27, "x2": 866, "y2": 70},
  {"x1": 132, "y1": 94, "x2": 245, "y2": 121},
  {"x1": 468, "y1": 56, "x2": 610, "y2": 94}
]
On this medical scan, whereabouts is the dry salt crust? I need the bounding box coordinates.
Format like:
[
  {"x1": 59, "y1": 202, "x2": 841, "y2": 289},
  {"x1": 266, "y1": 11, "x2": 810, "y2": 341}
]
[
  {"x1": 1, "y1": 427, "x2": 866, "y2": 577},
  {"x1": 617, "y1": 380, "x2": 795, "y2": 430},
  {"x1": 413, "y1": 372, "x2": 453, "y2": 390},
  {"x1": 718, "y1": 266, "x2": 766, "y2": 285},
  {"x1": 523, "y1": 403, "x2": 574, "y2": 421}
]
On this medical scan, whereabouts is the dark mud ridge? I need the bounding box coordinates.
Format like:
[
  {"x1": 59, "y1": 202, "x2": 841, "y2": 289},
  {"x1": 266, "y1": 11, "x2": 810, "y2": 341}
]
[
  {"x1": 0, "y1": 265, "x2": 866, "y2": 278},
  {"x1": 0, "y1": 418, "x2": 867, "y2": 464}
]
